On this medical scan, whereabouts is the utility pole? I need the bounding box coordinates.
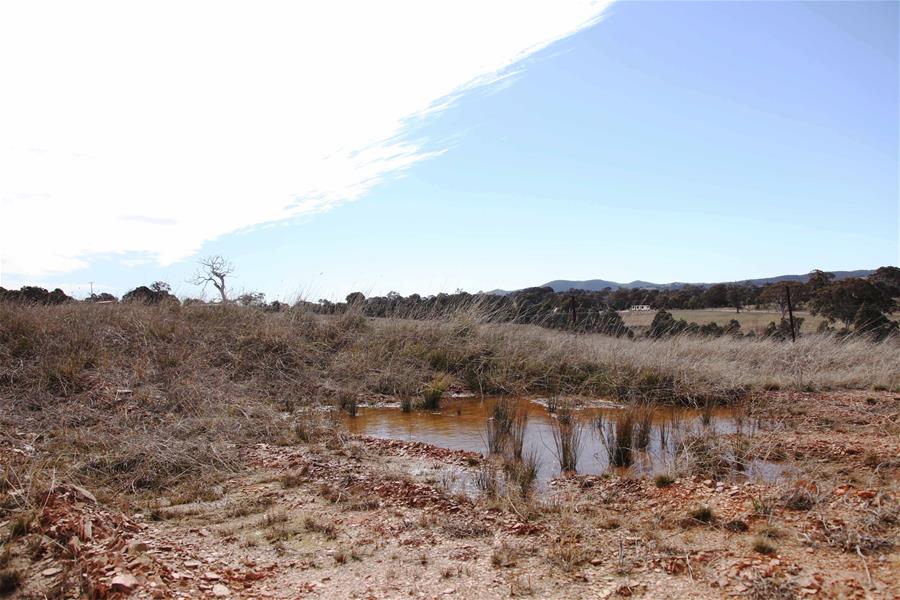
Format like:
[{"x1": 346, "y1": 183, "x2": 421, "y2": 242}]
[
  {"x1": 785, "y1": 285, "x2": 796, "y2": 342},
  {"x1": 89, "y1": 281, "x2": 95, "y2": 298}
]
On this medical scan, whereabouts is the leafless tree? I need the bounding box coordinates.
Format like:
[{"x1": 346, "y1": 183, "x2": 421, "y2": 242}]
[{"x1": 190, "y1": 255, "x2": 235, "y2": 302}]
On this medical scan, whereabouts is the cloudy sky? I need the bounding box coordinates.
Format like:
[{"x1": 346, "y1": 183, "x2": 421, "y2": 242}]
[{"x1": 1, "y1": 1, "x2": 897, "y2": 300}]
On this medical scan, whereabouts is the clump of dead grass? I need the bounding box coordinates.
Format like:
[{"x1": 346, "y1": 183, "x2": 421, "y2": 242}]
[
  {"x1": 303, "y1": 516, "x2": 338, "y2": 540},
  {"x1": 546, "y1": 517, "x2": 585, "y2": 572}
]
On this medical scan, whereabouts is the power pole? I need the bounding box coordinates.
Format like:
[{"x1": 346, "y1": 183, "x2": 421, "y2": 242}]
[
  {"x1": 89, "y1": 281, "x2": 95, "y2": 298},
  {"x1": 785, "y1": 285, "x2": 796, "y2": 342}
]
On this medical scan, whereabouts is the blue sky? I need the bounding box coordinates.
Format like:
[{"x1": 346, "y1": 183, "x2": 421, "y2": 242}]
[{"x1": 1, "y1": 1, "x2": 897, "y2": 300}]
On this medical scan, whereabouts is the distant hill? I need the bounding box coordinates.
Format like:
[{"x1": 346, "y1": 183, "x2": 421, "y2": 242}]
[{"x1": 487, "y1": 270, "x2": 876, "y2": 295}]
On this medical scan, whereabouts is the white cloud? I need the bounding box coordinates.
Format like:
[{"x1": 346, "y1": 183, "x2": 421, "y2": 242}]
[{"x1": 0, "y1": 0, "x2": 612, "y2": 278}]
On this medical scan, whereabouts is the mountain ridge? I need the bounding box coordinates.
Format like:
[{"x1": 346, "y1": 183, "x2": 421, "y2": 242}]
[{"x1": 486, "y1": 269, "x2": 876, "y2": 295}]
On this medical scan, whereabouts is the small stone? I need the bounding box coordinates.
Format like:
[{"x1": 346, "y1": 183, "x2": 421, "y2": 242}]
[
  {"x1": 203, "y1": 572, "x2": 221, "y2": 581},
  {"x1": 212, "y1": 584, "x2": 230, "y2": 597},
  {"x1": 111, "y1": 573, "x2": 138, "y2": 592},
  {"x1": 590, "y1": 558, "x2": 603, "y2": 566},
  {"x1": 69, "y1": 484, "x2": 98, "y2": 503},
  {"x1": 184, "y1": 560, "x2": 202, "y2": 568},
  {"x1": 128, "y1": 541, "x2": 149, "y2": 554},
  {"x1": 41, "y1": 567, "x2": 63, "y2": 577}
]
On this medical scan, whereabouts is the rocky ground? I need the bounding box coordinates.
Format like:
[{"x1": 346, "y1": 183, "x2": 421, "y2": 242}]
[{"x1": 2, "y1": 392, "x2": 898, "y2": 599}]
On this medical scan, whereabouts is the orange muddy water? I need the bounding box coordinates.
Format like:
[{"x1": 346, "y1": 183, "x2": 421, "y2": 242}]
[{"x1": 346, "y1": 398, "x2": 784, "y2": 489}]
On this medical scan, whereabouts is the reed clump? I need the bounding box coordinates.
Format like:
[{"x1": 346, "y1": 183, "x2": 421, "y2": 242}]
[
  {"x1": 551, "y1": 401, "x2": 583, "y2": 473},
  {"x1": 596, "y1": 410, "x2": 634, "y2": 468}
]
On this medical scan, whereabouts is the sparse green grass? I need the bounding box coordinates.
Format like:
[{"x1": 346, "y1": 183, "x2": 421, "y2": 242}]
[{"x1": 620, "y1": 309, "x2": 827, "y2": 334}]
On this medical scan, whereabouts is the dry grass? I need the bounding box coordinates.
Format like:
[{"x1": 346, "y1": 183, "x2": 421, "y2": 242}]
[
  {"x1": 303, "y1": 516, "x2": 338, "y2": 540},
  {"x1": 460, "y1": 321, "x2": 899, "y2": 394},
  {"x1": 1, "y1": 301, "x2": 898, "y2": 504},
  {"x1": 503, "y1": 449, "x2": 540, "y2": 499},
  {"x1": 751, "y1": 536, "x2": 777, "y2": 556},
  {"x1": 546, "y1": 516, "x2": 586, "y2": 572}
]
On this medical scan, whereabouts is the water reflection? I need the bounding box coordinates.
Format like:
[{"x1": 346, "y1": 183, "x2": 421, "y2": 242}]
[{"x1": 345, "y1": 398, "x2": 781, "y2": 488}]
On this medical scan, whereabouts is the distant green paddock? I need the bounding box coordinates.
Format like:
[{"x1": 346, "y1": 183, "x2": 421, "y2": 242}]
[{"x1": 620, "y1": 308, "x2": 828, "y2": 334}]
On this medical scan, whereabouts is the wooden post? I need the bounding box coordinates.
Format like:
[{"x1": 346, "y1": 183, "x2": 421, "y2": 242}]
[{"x1": 785, "y1": 285, "x2": 796, "y2": 342}]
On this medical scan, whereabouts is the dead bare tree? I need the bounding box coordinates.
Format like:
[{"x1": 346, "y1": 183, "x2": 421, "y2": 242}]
[{"x1": 190, "y1": 255, "x2": 235, "y2": 302}]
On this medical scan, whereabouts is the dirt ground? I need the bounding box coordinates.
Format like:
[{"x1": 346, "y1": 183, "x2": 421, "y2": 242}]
[{"x1": 2, "y1": 392, "x2": 898, "y2": 599}]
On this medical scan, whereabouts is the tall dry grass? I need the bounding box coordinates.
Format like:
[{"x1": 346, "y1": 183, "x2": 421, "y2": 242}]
[
  {"x1": 437, "y1": 320, "x2": 900, "y2": 395},
  {"x1": 1, "y1": 301, "x2": 897, "y2": 499}
]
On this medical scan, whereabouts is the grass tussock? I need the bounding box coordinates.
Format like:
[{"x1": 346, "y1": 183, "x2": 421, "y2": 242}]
[
  {"x1": 752, "y1": 536, "x2": 777, "y2": 556},
  {"x1": 420, "y1": 374, "x2": 449, "y2": 410},
  {"x1": 503, "y1": 449, "x2": 540, "y2": 499},
  {"x1": 653, "y1": 474, "x2": 675, "y2": 488},
  {"x1": 0, "y1": 568, "x2": 23, "y2": 595},
  {"x1": 550, "y1": 402, "x2": 583, "y2": 473},
  {"x1": 688, "y1": 505, "x2": 715, "y2": 524}
]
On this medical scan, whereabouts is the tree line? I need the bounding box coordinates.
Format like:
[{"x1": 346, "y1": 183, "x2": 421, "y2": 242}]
[{"x1": 2, "y1": 265, "x2": 898, "y2": 341}]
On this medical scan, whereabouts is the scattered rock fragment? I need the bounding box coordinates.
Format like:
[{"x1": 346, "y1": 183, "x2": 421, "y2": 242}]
[{"x1": 110, "y1": 572, "x2": 138, "y2": 592}]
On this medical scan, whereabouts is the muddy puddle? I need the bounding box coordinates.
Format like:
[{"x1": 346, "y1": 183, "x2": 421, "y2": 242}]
[{"x1": 346, "y1": 398, "x2": 787, "y2": 491}]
